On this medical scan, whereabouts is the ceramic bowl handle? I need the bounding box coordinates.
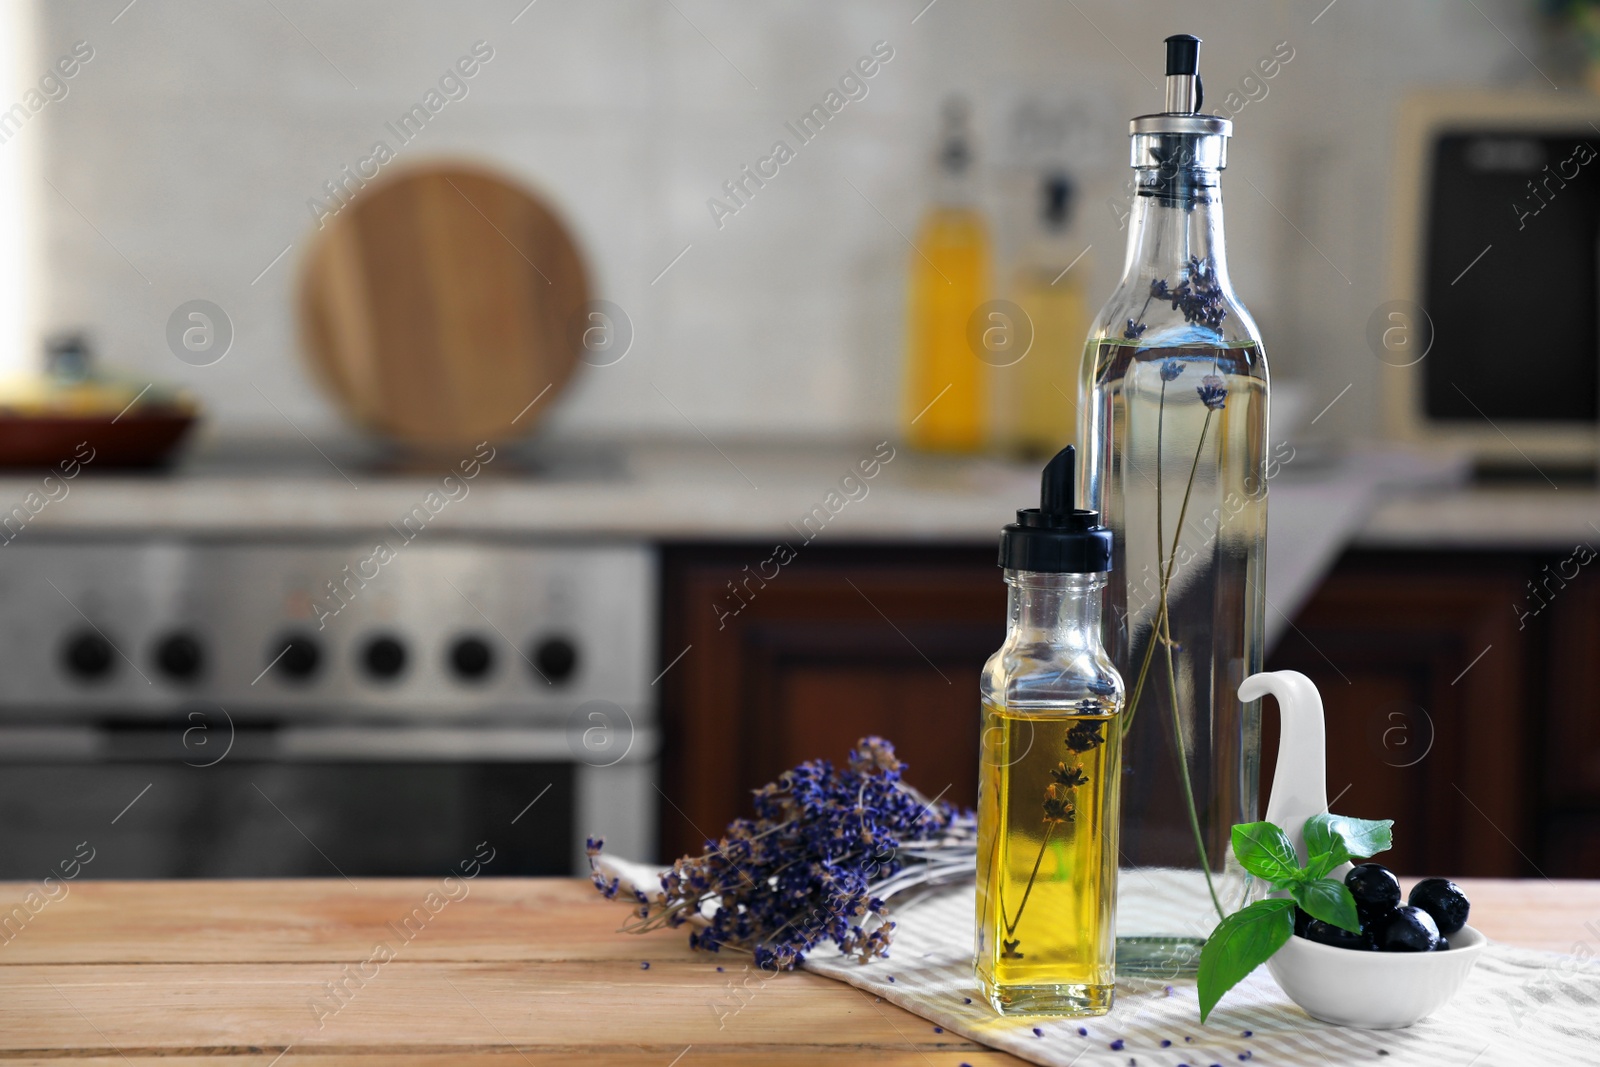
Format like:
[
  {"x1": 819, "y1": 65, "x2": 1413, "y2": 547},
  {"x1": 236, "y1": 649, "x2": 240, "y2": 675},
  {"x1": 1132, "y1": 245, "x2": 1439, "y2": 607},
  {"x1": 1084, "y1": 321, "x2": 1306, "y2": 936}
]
[{"x1": 1240, "y1": 669, "x2": 1328, "y2": 861}]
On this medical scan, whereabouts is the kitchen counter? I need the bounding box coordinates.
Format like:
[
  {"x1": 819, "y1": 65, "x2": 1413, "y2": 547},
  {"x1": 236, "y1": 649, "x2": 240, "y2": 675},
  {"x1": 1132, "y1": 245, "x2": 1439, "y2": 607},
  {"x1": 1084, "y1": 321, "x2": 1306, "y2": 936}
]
[
  {"x1": 0, "y1": 436, "x2": 1469, "y2": 647},
  {"x1": 0, "y1": 877, "x2": 1587, "y2": 1062},
  {"x1": 0, "y1": 437, "x2": 1045, "y2": 541},
  {"x1": 1361, "y1": 482, "x2": 1600, "y2": 550}
]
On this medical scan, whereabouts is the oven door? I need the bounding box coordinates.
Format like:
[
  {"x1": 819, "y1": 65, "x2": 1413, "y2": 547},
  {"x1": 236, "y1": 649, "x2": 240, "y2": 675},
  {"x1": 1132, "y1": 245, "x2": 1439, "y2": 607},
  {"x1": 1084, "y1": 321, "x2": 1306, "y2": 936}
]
[{"x1": 0, "y1": 721, "x2": 656, "y2": 879}]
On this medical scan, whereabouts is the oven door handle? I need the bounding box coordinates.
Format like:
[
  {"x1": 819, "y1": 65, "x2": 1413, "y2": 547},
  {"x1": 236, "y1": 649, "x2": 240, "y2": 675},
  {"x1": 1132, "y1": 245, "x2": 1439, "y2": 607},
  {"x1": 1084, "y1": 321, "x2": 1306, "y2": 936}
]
[
  {"x1": 0, "y1": 724, "x2": 656, "y2": 764},
  {"x1": 274, "y1": 725, "x2": 656, "y2": 763}
]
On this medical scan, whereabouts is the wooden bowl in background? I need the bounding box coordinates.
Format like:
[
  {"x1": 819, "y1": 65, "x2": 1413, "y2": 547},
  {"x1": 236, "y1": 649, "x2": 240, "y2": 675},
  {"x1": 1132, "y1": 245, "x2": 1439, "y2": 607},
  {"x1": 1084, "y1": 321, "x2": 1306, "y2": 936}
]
[{"x1": 0, "y1": 410, "x2": 197, "y2": 469}]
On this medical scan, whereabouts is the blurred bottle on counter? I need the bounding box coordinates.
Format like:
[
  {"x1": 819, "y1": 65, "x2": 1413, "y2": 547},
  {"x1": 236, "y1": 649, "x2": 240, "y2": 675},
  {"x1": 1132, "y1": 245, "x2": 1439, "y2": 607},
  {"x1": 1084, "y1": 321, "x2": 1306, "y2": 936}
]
[
  {"x1": 996, "y1": 172, "x2": 1090, "y2": 459},
  {"x1": 904, "y1": 98, "x2": 989, "y2": 453}
]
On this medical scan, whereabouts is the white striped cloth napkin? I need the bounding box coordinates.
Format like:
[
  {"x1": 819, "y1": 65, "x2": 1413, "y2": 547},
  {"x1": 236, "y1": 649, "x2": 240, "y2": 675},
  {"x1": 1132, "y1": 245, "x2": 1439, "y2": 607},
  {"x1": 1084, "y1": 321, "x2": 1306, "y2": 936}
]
[
  {"x1": 599, "y1": 859, "x2": 1600, "y2": 1066},
  {"x1": 804, "y1": 885, "x2": 1600, "y2": 1067}
]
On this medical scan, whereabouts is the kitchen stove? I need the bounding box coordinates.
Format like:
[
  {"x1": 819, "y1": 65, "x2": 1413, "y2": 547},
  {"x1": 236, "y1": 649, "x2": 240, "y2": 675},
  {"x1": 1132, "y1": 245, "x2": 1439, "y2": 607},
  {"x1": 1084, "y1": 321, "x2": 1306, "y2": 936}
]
[{"x1": 0, "y1": 535, "x2": 656, "y2": 880}]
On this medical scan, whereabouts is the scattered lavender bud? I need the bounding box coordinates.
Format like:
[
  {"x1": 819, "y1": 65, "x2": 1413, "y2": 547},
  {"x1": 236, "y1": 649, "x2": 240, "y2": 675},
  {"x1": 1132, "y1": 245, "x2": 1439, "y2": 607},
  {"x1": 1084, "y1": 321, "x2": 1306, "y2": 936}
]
[
  {"x1": 887, "y1": 976, "x2": 895, "y2": 983},
  {"x1": 933, "y1": 1027, "x2": 943, "y2": 1034},
  {"x1": 1162, "y1": 1040, "x2": 1173, "y2": 1048},
  {"x1": 1111, "y1": 1039, "x2": 1125, "y2": 1051},
  {"x1": 640, "y1": 961, "x2": 650, "y2": 970},
  {"x1": 1078, "y1": 1027, "x2": 1089, "y2": 1037},
  {"x1": 1242, "y1": 1031, "x2": 1253, "y2": 1038},
  {"x1": 963, "y1": 997, "x2": 972, "y2": 1004},
  {"x1": 1033, "y1": 1028, "x2": 1043, "y2": 1037}
]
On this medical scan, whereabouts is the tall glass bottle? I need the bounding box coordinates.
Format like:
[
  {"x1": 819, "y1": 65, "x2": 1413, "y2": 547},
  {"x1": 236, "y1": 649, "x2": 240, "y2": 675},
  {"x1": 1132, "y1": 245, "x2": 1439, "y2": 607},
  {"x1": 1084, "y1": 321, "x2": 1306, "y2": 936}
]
[
  {"x1": 1078, "y1": 34, "x2": 1269, "y2": 976},
  {"x1": 977, "y1": 445, "x2": 1124, "y2": 1016},
  {"x1": 998, "y1": 173, "x2": 1091, "y2": 459},
  {"x1": 905, "y1": 98, "x2": 988, "y2": 452}
]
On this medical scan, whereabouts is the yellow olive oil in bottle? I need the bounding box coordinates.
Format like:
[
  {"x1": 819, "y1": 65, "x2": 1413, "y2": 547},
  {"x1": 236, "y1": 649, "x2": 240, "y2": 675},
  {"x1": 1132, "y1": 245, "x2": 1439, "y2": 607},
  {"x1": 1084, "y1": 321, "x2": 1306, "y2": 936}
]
[
  {"x1": 998, "y1": 173, "x2": 1091, "y2": 459},
  {"x1": 977, "y1": 444, "x2": 1125, "y2": 1016},
  {"x1": 905, "y1": 97, "x2": 988, "y2": 452}
]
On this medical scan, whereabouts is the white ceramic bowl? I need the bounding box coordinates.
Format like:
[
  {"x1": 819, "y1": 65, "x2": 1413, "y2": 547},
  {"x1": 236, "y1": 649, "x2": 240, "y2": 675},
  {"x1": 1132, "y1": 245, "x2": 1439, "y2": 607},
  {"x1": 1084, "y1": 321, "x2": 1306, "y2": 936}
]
[{"x1": 1265, "y1": 925, "x2": 1486, "y2": 1029}]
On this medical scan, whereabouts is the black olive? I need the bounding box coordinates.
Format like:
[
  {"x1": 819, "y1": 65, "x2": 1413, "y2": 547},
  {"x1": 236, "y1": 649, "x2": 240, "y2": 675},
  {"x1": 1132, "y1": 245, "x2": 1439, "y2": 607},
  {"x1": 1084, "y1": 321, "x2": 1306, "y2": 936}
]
[
  {"x1": 1408, "y1": 878, "x2": 1470, "y2": 936},
  {"x1": 1376, "y1": 905, "x2": 1440, "y2": 952}
]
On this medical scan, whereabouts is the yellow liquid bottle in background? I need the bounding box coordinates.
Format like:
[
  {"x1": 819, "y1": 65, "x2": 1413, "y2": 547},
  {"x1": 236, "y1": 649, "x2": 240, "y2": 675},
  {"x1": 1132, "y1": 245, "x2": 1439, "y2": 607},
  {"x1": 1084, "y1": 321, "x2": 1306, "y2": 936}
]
[
  {"x1": 998, "y1": 173, "x2": 1090, "y2": 459},
  {"x1": 905, "y1": 99, "x2": 989, "y2": 453}
]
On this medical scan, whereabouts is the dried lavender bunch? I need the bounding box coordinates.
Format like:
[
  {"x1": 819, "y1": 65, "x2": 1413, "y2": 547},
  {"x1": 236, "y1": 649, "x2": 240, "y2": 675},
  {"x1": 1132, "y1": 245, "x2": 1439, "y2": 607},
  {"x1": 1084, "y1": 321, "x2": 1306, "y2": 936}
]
[{"x1": 588, "y1": 737, "x2": 965, "y2": 971}]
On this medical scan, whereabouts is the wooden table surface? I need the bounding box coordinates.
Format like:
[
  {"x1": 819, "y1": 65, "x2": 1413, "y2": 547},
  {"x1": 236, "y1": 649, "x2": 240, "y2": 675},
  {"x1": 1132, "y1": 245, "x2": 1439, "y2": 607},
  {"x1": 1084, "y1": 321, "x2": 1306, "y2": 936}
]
[{"x1": 0, "y1": 877, "x2": 1588, "y2": 1065}]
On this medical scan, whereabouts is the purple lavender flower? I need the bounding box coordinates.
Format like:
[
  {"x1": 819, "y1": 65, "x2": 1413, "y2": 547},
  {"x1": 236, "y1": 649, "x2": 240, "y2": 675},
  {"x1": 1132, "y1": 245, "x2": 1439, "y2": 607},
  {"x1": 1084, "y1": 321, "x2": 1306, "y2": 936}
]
[
  {"x1": 1064, "y1": 719, "x2": 1106, "y2": 753},
  {"x1": 1147, "y1": 257, "x2": 1227, "y2": 332},
  {"x1": 1160, "y1": 361, "x2": 1184, "y2": 382},
  {"x1": 1197, "y1": 375, "x2": 1227, "y2": 411},
  {"x1": 589, "y1": 736, "x2": 957, "y2": 971},
  {"x1": 1124, "y1": 319, "x2": 1148, "y2": 340}
]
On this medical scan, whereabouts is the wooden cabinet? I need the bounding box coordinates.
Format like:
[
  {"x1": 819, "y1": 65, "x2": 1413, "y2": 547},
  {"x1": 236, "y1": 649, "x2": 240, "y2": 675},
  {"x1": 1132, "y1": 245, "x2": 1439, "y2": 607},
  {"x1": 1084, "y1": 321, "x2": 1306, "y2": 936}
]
[
  {"x1": 1539, "y1": 549, "x2": 1600, "y2": 876},
  {"x1": 1264, "y1": 552, "x2": 1534, "y2": 878},
  {"x1": 657, "y1": 544, "x2": 1002, "y2": 862},
  {"x1": 659, "y1": 544, "x2": 1583, "y2": 877}
]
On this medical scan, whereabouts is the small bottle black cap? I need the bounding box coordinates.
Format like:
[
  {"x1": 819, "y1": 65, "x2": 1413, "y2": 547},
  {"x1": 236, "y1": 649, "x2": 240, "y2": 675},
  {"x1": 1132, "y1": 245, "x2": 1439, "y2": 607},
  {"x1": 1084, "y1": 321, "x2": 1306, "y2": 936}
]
[
  {"x1": 998, "y1": 445, "x2": 1113, "y2": 573},
  {"x1": 1165, "y1": 34, "x2": 1201, "y2": 76}
]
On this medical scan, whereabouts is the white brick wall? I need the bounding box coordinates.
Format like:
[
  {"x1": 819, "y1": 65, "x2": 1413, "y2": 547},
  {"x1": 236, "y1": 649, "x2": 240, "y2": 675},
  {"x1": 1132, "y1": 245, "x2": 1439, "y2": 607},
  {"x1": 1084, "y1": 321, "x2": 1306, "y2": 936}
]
[{"x1": 28, "y1": 0, "x2": 1548, "y2": 442}]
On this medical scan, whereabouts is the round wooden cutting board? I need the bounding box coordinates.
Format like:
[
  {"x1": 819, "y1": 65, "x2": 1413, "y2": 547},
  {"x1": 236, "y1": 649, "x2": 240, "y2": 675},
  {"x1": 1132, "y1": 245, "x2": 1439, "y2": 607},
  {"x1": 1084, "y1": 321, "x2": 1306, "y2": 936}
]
[{"x1": 298, "y1": 164, "x2": 590, "y2": 450}]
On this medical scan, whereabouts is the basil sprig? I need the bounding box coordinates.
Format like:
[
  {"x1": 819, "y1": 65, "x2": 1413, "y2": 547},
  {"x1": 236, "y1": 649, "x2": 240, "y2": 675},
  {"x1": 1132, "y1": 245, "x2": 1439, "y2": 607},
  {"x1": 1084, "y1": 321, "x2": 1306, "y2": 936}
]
[{"x1": 1196, "y1": 812, "x2": 1394, "y2": 1022}]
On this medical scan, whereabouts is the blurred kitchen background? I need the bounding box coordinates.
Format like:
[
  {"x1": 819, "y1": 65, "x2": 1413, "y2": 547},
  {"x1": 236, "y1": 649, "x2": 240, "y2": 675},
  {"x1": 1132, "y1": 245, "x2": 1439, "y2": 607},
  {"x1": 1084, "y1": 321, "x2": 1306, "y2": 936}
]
[{"x1": 0, "y1": 0, "x2": 1595, "y2": 882}]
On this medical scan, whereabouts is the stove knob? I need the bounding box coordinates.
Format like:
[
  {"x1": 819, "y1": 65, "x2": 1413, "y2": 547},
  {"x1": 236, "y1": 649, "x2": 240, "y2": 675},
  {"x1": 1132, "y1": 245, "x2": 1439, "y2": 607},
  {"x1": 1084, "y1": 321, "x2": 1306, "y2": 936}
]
[
  {"x1": 362, "y1": 634, "x2": 408, "y2": 680},
  {"x1": 62, "y1": 630, "x2": 115, "y2": 681},
  {"x1": 272, "y1": 632, "x2": 321, "y2": 682},
  {"x1": 532, "y1": 635, "x2": 579, "y2": 685},
  {"x1": 154, "y1": 632, "x2": 204, "y2": 682},
  {"x1": 449, "y1": 635, "x2": 494, "y2": 681}
]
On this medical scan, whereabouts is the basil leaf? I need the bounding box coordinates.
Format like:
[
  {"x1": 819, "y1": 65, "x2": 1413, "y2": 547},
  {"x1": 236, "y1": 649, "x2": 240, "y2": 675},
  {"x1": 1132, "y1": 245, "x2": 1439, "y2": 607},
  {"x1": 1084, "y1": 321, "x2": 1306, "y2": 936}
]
[
  {"x1": 1198, "y1": 898, "x2": 1296, "y2": 1022},
  {"x1": 1304, "y1": 813, "x2": 1393, "y2": 861},
  {"x1": 1299, "y1": 819, "x2": 1350, "y2": 876},
  {"x1": 1302, "y1": 842, "x2": 1351, "y2": 882},
  {"x1": 1301, "y1": 817, "x2": 1349, "y2": 876},
  {"x1": 1290, "y1": 877, "x2": 1361, "y2": 934},
  {"x1": 1230, "y1": 821, "x2": 1303, "y2": 887}
]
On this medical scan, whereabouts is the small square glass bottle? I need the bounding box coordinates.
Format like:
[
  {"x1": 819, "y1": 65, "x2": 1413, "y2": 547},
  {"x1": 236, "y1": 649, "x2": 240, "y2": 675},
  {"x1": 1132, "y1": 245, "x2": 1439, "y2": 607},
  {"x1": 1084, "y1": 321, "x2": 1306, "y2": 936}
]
[{"x1": 976, "y1": 444, "x2": 1125, "y2": 1016}]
